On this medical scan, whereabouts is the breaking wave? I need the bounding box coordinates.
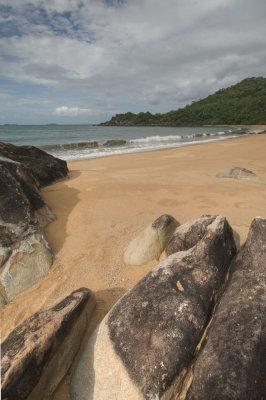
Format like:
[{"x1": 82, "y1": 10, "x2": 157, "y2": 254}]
[{"x1": 38, "y1": 126, "x2": 251, "y2": 161}]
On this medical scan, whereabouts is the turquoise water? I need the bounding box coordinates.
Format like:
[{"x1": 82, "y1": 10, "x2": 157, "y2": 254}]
[{"x1": 0, "y1": 124, "x2": 256, "y2": 161}]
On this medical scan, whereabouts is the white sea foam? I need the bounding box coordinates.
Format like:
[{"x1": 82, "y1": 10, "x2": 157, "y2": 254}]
[
  {"x1": 248, "y1": 128, "x2": 265, "y2": 133},
  {"x1": 53, "y1": 134, "x2": 239, "y2": 161},
  {"x1": 130, "y1": 135, "x2": 182, "y2": 144}
]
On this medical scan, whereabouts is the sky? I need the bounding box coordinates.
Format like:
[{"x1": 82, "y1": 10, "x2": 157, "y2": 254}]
[{"x1": 0, "y1": 0, "x2": 265, "y2": 124}]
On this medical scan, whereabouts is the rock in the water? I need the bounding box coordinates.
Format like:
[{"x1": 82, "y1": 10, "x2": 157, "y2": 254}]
[
  {"x1": 0, "y1": 142, "x2": 68, "y2": 303},
  {"x1": 124, "y1": 214, "x2": 179, "y2": 265},
  {"x1": 165, "y1": 214, "x2": 217, "y2": 256},
  {"x1": 185, "y1": 217, "x2": 266, "y2": 400},
  {"x1": 71, "y1": 216, "x2": 236, "y2": 400},
  {"x1": 216, "y1": 166, "x2": 266, "y2": 184},
  {"x1": 1, "y1": 287, "x2": 95, "y2": 400}
]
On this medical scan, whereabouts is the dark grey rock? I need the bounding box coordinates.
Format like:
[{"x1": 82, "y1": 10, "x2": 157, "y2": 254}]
[
  {"x1": 106, "y1": 216, "x2": 236, "y2": 399},
  {"x1": 151, "y1": 214, "x2": 177, "y2": 230},
  {"x1": 1, "y1": 288, "x2": 95, "y2": 400},
  {"x1": 0, "y1": 160, "x2": 43, "y2": 241},
  {"x1": 185, "y1": 217, "x2": 266, "y2": 400},
  {"x1": 165, "y1": 215, "x2": 217, "y2": 256},
  {"x1": 0, "y1": 142, "x2": 68, "y2": 303},
  {"x1": 0, "y1": 142, "x2": 68, "y2": 187}
]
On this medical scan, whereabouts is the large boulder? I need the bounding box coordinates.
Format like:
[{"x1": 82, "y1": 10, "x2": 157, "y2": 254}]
[
  {"x1": 185, "y1": 217, "x2": 266, "y2": 400},
  {"x1": 165, "y1": 214, "x2": 217, "y2": 256},
  {"x1": 124, "y1": 214, "x2": 179, "y2": 266},
  {"x1": 0, "y1": 142, "x2": 68, "y2": 186},
  {"x1": 216, "y1": 166, "x2": 266, "y2": 184},
  {"x1": 71, "y1": 216, "x2": 236, "y2": 400},
  {"x1": 0, "y1": 143, "x2": 68, "y2": 304},
  {"x1": 0, "y1": 230, "x2": 53, "y2": 304},
  {"x1": 1, "y1": 287, "x2": 95, "y2": 400}
]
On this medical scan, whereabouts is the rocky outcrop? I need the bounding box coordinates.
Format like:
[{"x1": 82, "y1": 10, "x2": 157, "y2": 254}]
[
  {"x1": 1, "y1": 288, "x2": 95, "y2": 400},
  {"x1": 124, "y1": 214, "x2": 179, "y2": 265},
  {"x1": 165, "y1": 215, "x2": 217, "y2": 256},
  {"x1": 71, "y1": 216, "x2": 236, "y2": 400},
  {"x1": 185, "y1": 217, "x2": 266, "y2": 400},
  {"x1": 0, "y1": 142, "x2": 68, "y2": 186},
  {"x1": 216, "y1": 166, "x2": 266, "y2": 184},
  {"x1": 0, "y1": 142, "x2": 68, "y2": 304}
]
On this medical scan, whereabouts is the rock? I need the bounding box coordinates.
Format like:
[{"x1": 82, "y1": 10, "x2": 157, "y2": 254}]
[
  {"x1": 0, "y1": 142, "x2": 68, "y2": 186},
  {"x1": 216, "y1": 166, "x2": 266, "y2": 184},
  {"x1": 124, "y1": 214, "x2": 179, "y2": 265},
  {"x1": 0, "y1": 143, "x2": 68, "y2": 303},
  {"x1": 0, "y1": 159, "x2": 44, "y2": 229},
  {"x1": 0, "y1": 232, "x2": 53, "y2": 303},
  {"x1": 35, "y1": 205, "x2": 57, "y2": 231},
  {"x1": 185, "y1": 217, "x2": 266, "y2": 400},
  {"x1": 165, "y1": 215, "x2": 217, "y2": 256},
  {"x1": 71, "y1": 216, "x2": 236, "y2": 400},
  {"x1": 0, "y1": 158, "x2": 52, "y2": 303},
  {"x1": 1, "y1": 287, "x2": 95, "y2": 400},
  {"x1": 0, "y1": 290, "x2": 6, "y2": 305}
]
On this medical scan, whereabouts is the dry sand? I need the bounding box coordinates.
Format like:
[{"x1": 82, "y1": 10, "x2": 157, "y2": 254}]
[{"x1": 1, "y1": 129, "x2": 266, "y2": 399}]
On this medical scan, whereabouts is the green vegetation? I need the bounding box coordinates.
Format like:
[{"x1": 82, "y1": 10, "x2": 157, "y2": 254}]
[{"x1": 101, "y1": 77, "x2": 266, "y2": 126}]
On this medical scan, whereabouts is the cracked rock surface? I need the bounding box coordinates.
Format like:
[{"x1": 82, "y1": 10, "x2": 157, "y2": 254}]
[
  {"x1": 165, "y1": 214, "x2": 217, "y2": 256},
  {"x1": 185, "y1": 217, "x2": 266, "y2": 400}
]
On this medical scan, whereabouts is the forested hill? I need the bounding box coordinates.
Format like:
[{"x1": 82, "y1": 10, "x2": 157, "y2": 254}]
[{"x1": 100, "y1": 77, "x2": 266, "y2": 126}]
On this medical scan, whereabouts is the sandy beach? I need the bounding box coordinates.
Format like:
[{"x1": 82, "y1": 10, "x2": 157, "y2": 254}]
[{"x1": 1, "y1": 129, "x2": 266, "y2": 399}]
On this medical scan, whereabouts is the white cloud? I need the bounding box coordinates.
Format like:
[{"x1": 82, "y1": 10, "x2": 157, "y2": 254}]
[{"x1": 53, "y1": 106, "x2": 95, "y2": 116}]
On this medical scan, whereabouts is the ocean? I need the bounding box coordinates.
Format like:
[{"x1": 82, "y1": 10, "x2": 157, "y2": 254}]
[{"x1": 0, "y1": 125, "x2": 260, "y2": 161}]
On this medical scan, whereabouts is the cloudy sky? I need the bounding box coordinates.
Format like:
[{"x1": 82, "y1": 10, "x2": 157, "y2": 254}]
[{"x1": 0, "y1": 0, "x2": 265, "y2": 124}]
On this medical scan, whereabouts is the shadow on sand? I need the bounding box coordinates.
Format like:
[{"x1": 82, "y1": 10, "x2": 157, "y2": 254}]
[{"x1": 41, "y1": 172, "x2": 81, "y2": 255}]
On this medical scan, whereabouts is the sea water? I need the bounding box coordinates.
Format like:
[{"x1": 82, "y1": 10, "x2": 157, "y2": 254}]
[{"x1": 0, "y1": 125, "x2": 259, "y2": 161}]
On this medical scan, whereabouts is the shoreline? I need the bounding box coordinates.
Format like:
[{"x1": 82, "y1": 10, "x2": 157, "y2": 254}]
[
  {"x1": 66, "y1": 133, "x2": 247, "y2": 164},
  {"x1": 64, "y1": 124, "x2": 265, "y2": 163},
  {"x1": 1, "y1": 132, "x2": 266, "y2": 399}
]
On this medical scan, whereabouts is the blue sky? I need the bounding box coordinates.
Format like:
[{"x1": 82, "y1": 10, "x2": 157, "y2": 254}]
[{"x1": 0, "y1": 0, "x2": 265, "y2": 124}]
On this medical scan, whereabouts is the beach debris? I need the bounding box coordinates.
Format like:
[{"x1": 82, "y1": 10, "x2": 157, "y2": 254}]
[
  {"x1": 123, "y1": 214, "x2": 179, "y2": 266},
  {"x1": 216, "y1": 166, "x2": 266, "y2": 184},
  {"x1": 0, "y1": 142, "x2": 68, "y2": 304},
  {"x1": 70, "y1": 216, "x2": 236, "y2": 400},
  {"x1": 165, "y1": 214, "x2": 218, "y2": 256},
  {"x1": 1, "y1": 287, "x2": 95, "y2": 400},
  {"x1": 185, "y1": 217, "x2": 266, "y2": 400}
]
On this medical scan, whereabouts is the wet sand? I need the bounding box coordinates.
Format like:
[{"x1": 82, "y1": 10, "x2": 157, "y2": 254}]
[{"x1": 1, "y1": 130, "x2": 266, "y2": 399}]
